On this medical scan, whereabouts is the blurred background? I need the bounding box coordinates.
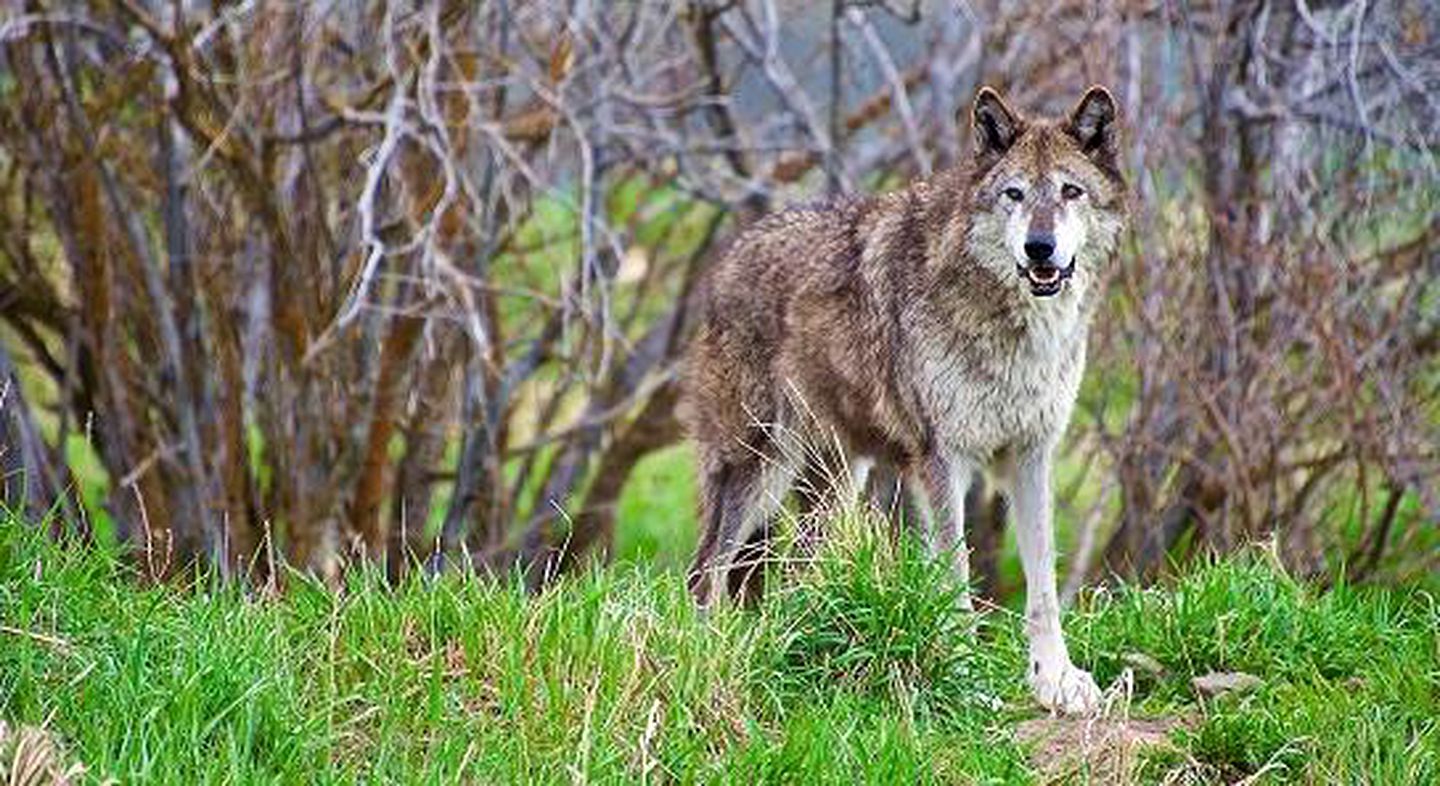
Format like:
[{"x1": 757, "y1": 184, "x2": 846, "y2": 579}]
[{"x1": 1, "y1": 0, "x2": 1436, "y2": 599}]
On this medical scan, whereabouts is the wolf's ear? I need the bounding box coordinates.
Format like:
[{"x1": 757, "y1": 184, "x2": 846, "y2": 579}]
[
  {"x1": 971, "y1": 87, "x2": 1023, "y2": 159},
  {"x1": 1066, "y1": 86, "x2": 1120, "y2": 171}
]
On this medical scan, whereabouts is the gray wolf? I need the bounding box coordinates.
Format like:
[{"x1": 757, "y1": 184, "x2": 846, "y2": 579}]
[{"x1": 683, "y1": 86, "x2": 1126, "y2": 714}]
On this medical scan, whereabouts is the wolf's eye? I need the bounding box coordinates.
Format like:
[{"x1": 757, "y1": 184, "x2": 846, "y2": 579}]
[
  {"x1": 1061, "y1": 183, "x2": 1085, "y2": 200},
  {"x1": 1002, "y1": 187, "x2": 1024, "y2": 202}
]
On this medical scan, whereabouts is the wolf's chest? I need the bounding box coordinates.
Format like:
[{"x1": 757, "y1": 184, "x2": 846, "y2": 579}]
[{"x1": 912, "y1": 323, "x2": 1085, "y2": 457}]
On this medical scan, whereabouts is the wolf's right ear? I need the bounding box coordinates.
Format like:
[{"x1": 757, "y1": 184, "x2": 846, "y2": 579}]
[{"x1": 971, "y1": 87, "x2": 1023, "y2": 159}]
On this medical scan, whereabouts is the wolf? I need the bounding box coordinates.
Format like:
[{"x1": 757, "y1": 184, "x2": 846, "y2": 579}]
[{"x1": 682, "y1": 86, "x2": 1126, "y2": 714}]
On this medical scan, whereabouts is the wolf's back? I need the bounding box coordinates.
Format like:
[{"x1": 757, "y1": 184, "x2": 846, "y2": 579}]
[{"x1": 700, "y1": 199, "x2": 870, "y2": 331}]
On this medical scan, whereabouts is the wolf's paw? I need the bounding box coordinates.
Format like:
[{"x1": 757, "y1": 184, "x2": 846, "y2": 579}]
[{"x1": 1029, "y1": 661, "x2": 1102, "y2": 716}]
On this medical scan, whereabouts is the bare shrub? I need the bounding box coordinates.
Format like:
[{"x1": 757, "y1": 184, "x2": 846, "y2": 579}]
[{"x1": 1, "y1": 1, "x2": 1434, "y2": 588}]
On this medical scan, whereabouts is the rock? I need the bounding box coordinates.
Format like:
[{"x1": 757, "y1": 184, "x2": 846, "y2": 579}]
[
  {"x1": 1122, "y1": 652, "x2": 1166, "y2": 679},
  {"x1": 1192, "y1": 671, "x2": 1263, "y2": 698}
]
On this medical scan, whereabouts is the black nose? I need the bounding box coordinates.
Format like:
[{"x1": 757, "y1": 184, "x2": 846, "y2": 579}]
[{"x1": 1024, "y1": 235, "x2": 1056, "y2": 262}]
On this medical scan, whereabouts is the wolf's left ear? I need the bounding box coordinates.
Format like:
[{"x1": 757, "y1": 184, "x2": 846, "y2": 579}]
[{"x1": 1065, "y1": 86, "x2": 1120, "y2": 172}]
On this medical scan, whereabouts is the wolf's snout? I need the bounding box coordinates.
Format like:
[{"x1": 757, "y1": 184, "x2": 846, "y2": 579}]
[
  {"x1": 1018, "y1": 231, "x2": 1071, "y2": 296},
  {"x1": 1023, "y1": 235, "x2": 1056, "y2": 262}
]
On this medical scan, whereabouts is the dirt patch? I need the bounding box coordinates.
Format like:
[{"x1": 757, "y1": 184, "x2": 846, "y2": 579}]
[{"x1": 1015, "y1": 714, "x2": 1188, "y2": 784}]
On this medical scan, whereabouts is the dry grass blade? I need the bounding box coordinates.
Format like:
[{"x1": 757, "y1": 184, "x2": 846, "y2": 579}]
[{"x1": 0, "y1": 722, "x2": 90, "y2": 786}]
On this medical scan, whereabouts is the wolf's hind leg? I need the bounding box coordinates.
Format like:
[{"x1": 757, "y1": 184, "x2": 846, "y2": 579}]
[
  {"x1": 688, "y1": 456, "x2": 795, "y2": 607},
  {"x1": 726, "y1": 523, "x2": 772, "y2": 607}
]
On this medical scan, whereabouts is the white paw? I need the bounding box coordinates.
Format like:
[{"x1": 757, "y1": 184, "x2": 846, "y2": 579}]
[{"x1": 1029, "y1": 661, "x2": 1102, "y2": 715}]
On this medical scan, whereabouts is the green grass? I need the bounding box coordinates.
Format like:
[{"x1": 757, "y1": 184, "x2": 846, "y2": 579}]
[
  {"x1": 1, "y1": 508, "x2": 1436, "y2": 784},
  {"x1": 614, "y1": 443, "x2": 700, "y2": 569},
  {"x1": 1067, "y1": 548, "x2": 1440, "y2": 783}
]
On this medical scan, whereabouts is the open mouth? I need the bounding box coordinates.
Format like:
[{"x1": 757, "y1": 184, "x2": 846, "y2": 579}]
[{"x1": 1019, "y1": 260, "x2": 1074, "y2": 297}]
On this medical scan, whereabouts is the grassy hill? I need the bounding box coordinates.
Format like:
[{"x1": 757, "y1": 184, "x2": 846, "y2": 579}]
[{"x1": 1, "y1": 509, "x2": 1436, "y2": 784}]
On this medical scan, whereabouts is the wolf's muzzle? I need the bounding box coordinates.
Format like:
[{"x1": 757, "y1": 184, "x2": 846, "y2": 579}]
[{"x1": 1018, "y1": 259, "x2": 1074, "y2": 297}]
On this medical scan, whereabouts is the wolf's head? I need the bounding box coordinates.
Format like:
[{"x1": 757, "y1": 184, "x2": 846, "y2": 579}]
[{"x1": 962, "y1": 86, "x2": 1126, "y2": 301}]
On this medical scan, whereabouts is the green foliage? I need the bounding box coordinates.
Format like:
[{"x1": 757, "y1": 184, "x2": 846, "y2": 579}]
[
  {"x1": 1, "y1": 510, "x2": 1436, "y2": 783},
  {"x1": 755, "y1": 513, "x2": 1012, "y2": 725}
]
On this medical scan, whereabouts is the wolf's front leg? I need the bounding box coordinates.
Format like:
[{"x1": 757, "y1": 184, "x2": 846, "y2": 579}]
[
  {"x1": 913, "y1": 452, "x2": 974, "y2": 611},
  {"x1": 1013, "y1": 442, "x2": 1101, "y2": 715}
]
